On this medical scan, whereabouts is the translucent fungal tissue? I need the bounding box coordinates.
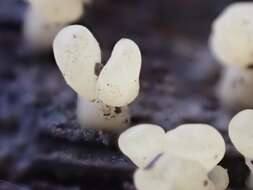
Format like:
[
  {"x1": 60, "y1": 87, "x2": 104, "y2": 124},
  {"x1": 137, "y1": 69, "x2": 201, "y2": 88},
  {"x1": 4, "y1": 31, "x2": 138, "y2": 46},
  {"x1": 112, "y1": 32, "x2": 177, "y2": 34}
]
[
  {"x1": 119, "y1": 124, "x2": 229, "y2": 190},
  {"x1": 53, "y1": 25, "x2": 142, "y2": 131},
  {"x1": 217, "y1": 67, "x2": 253, "y2": 109},
  {"x1": 209, "y1": 2, "x2": 253, "y2": 109},
  {"x1": 210, "y1": 2, "x2": 253, "y2": 68},
  {"x1": 97, "y1": 39, "x2": 141, "y2": 107},
  {"x1": 208, "y1": 166, "x2": 229, "y2": 190},
  {"x1": 118, "y1": 124, "x2": 166, "y2": 168},
  {"x1": 119, "y1": 123, "x2": 225, "y2": 171},
  {"x1": 165, "y1": 124, "x2": 226, "y2": 171},
  {"x1": 134, "y1": 154, "x2": 216, "y2": 190},
  {"x1": 23, "y1": 0, "x2": 90, "y2": 51},
  {"x1": 228, "y1": 110, "x2": 253, "y2": 189}
]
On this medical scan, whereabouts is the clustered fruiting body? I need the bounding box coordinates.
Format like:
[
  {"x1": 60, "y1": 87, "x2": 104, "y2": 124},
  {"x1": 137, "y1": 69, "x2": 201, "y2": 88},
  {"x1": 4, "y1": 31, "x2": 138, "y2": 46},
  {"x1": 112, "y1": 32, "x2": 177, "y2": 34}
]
[
  {"x1": 118, "y1": 124, "x2": 229, "y2": 190},
  {"x1": 24, "y1": 0, "x2": 90, "y2": 51},
  {"x1": 53, "y1": 25, "x2": 142, "y2": 131},
  {"x1": 209, "y1": 2, "x2": 253, "y2": 110},
  {"x1": 228, "y1": 110, "x2": 253, "y2": 189}
]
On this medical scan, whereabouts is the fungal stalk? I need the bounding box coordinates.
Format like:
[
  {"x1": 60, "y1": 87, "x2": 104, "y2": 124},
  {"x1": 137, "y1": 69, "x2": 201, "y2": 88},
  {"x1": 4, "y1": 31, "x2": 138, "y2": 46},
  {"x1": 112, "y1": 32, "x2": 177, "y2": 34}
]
[
  {"x1": 24, "y1": 0, "x2": 90, "y2": 51},
  {"x1": 228, "y1": 109, "x2": 253, "y2": 189},
  {"x1": 209, "y1": 2, "x2": 253, "y2": 109},
  {"x1": 119, "y1": 123, "x2": 228, "y2": 190},
  {"x1": 53, "y1": 25, "x2": 142, "y2": 131}
]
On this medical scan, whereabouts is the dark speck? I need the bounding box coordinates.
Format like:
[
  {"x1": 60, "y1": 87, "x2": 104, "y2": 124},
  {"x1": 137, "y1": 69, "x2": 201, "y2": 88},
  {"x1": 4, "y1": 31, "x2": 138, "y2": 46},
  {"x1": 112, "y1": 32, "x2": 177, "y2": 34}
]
[
  {"x1": 203, "y1": 180, "x2": 208, "y2": 186},
  {"x1": 95, "y1": 63, "x2": 104, "y2": 76},
  {"x1": 124, "y1": 119, "x2": 129, "y2": 124},
  {"x1": 115, "y1": 107, "x2": 122, "y2": 114},
  {"x1": 104, "y1": 113, "x2": 111, "y2": 117},
  {"x1": 247, "y1": 64, "x2": 253, "y2": 70}
]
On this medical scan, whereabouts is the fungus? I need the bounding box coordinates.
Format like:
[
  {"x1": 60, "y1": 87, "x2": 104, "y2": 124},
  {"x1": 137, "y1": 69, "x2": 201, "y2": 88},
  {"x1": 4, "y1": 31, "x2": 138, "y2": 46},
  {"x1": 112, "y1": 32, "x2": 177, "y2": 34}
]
[
  {"x1": 97, "y1": 39, "x2": 141, "y2": 107},
  {"x1": 208, "y1": 166, "x2": 229, "y2": 190},
  {"x1": 165, "y1": 124, "x2": 226, "y2": 171},
  {"x1": 118, "y1": 124, "x2": 166, "y2": 168},
  {"x1": 209, "y1": 2, "x2": 253, "y2": 109},
  {"x1": 118, "y1": 123, "x2": 225, "y2": 171},
  {"x1": 53, "y1": 25, "x2": 142, "y2": 131},
  {"x1": 23, "y1": 0, "x2": 90, "y2": 51},
  {"x1": 119, "y1": 124, "x2": 228, "y2": 190},
  {"x1": 228, "y1": 109, "x2": 253, "y2": 188},
  {"x1": 134, "y1": 154, "x2": 216, "y2": 190}
]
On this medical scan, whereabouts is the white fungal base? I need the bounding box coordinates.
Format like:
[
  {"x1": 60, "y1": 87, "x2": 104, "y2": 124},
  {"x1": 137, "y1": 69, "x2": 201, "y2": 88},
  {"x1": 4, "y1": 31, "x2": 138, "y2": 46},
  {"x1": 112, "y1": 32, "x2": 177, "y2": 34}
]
[
  {"x1": 77, "y1": 97, "x2": 130, "y2": 132},
  {"x1": 217, "y1": 67, "x2": 253, "y2": 110}
]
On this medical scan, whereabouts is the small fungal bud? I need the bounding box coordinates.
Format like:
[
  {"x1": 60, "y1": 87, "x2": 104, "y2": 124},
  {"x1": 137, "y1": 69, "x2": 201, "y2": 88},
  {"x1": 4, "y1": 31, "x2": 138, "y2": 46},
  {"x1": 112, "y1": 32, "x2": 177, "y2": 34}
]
[
  {"x1": 165, "y1": 124, "x2": 226, "y2": 171},
  {"x1": 134, "y1": 154, "x2": 216, "y2": 190},
  {"x1": 53, "y1": 25, "x2": 101, "y2": 101},
  {"x1": 210, "y1": 2, "x2": 253, "y2": 68},
  {"x1": 208, "y1": 166, "x2": 229, "y2": 190},
  {"x1": 118, "y1": 124, "x2": 166, "y2": 168},
  {"x1": 229, "y1": 110, "x2": 253, "y2": 189},
  {"x1": 97, "y1": 39, "x2": 142, "y2": 107},
  {"x1": 53, "y1": 25, "x2": 142, "y2": 131},
  {"x1": 23, "y1": 0, "x2": 89, "y2": 51}
]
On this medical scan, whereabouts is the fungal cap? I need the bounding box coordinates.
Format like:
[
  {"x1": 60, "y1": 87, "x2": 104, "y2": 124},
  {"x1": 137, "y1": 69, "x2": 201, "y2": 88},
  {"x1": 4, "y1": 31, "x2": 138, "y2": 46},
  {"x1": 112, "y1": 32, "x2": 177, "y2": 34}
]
[
  {"x1": 165, "y1": 124, "x2": 226, "y2": 171},
  {"x1": 134, "y1": 154, "x2": 215, "y2": 190},
  {"x1": 228, "y1": 109, "x2": 253, "y2": 158},
  {"x1": 210, "y1": 2, "x2": 253, "y2": 67},
  {"x1": 97, "y1": 38, "x2": 142, "y2": 107},
  {"x1": 208, "y1": 165, "x2": 229, "y2": 190},
  {"x1": 53, "y1": 25, "x2": 101, "y2": 101},
  {"x1": 28, "y1": 0, "x2": 85, "y2": 23},
  {"x1": 118, "y1": 124, "x2": 165, "y2": 168}
]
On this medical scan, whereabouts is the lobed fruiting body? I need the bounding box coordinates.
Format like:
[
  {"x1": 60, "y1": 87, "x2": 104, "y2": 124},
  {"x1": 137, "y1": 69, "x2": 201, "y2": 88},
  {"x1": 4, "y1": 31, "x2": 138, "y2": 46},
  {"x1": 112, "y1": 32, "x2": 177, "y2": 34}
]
[
  {"x1": 53, "y1": 25, "x2": 142, "y2": 131},
  {"x1": 210, "y1": 2, "x2": 253, "y2": 109}
]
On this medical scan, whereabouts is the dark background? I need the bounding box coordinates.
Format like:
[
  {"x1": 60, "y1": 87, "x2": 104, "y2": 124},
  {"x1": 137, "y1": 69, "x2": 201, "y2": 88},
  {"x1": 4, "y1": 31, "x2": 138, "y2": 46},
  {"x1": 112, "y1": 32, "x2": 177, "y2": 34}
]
[{"x1": 0, "y1": 0, "x2": 250, "y2": 190}]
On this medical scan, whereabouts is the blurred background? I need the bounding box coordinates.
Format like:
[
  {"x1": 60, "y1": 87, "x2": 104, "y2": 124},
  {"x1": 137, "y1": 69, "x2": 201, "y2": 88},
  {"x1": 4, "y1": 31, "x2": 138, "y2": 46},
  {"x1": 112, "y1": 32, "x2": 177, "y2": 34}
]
[{"x1": 0, "y1": 0, "x2": 250, "y2": 190}]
